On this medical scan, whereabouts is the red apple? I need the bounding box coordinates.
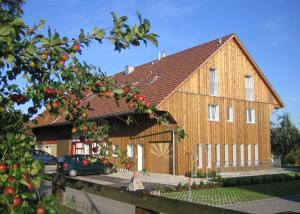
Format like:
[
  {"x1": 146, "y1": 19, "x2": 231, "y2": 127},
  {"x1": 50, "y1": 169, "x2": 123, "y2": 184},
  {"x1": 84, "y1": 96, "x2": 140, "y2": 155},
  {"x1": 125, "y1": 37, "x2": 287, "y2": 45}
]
[
  {"x1": 27, "y1": 182, "x2": 34, "y2": 191},
  {"x1": 145, "y1": 101, "x2": 152, "y2": 108},
  {"x1": 0, "y1": 163, "x2": 7, "y2": 173},
  {"x1": 128, "y1": 102, "x2": 134, "y2": 109},
  {"x1": 13, "y1": 196, "x2": 22, "y2": 207},
  {"x1": 137, "y1": 95, "x2": 145, "y2": 102},
  {"x1": 104, "y1": 90, "x2": 113, "y2": 98},
  {"x1": 61, "y1": 53, "x2": 69, "y2": 61},
  {"x1": 82, "y1": 159, "x2": 89, "y2": 166},
  {"x1": 7, "y1": 176, "x2": 15, "y2": 183},
  {"x1": 71, "y1": 127, "x2": 77, "y2": 134},
  {"x1": 41, "y1": 52, "x2": 48, "y2": 60},
  {"x1": 58, "y1": 60, "x2": 65, "y2": 66},
  {"x1": 102, "y1": 158, "x2": 109, "y2": 165},
  {"x1": 4, "y1": 186, "x2": 15, "y2": 195},
  {"x1": 122, "y1": 86, "x2": 130, "y2": 94},
  {"x1": 92, "y1": 124, "x2": 97, "y2": 130},
  {"x1": 133, "y1": 94, "x2": 139, "y2": 100},
  {"x1": 96, "y1": 81, "x2": 104, "y2": 87},
  {"x1": 51, "y1": 101, "x2": 59, "y2": 109},
  {"x1": 36, "y1": 207, "x2": 45, "y2": 214},
  {"x1": 124, "y1": 163, "x2": 132, "y2": 169},
  {"x1": 72, "y1": 43, "x2": 80, "y2": 52}
]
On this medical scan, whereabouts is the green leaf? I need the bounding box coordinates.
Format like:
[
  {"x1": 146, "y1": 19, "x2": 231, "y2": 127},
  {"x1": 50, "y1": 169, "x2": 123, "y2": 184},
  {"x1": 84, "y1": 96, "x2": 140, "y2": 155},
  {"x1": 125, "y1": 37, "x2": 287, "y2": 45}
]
[
  {"x1": 0, "y1": 24, "x2": 12, "y2": 36},
  {"x1": 6, "y1": 55, "x2": 14, "y2": 64},
  {"x1": 12, "y1": 18, "x2": 24, "y2": 26}
]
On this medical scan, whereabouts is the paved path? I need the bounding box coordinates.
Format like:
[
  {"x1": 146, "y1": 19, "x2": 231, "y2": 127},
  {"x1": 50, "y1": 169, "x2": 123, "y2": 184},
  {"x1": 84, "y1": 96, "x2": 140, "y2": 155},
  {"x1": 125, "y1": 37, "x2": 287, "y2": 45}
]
[
  {"x1": 44, "y1": 165, "x2": 207, "y2": 190},
  {"x1": 220, "y1": 194, "x2": 300, "y2": 214},
  {"x1": 219, "y1": 168, "x2": 295, "y2": 178}
]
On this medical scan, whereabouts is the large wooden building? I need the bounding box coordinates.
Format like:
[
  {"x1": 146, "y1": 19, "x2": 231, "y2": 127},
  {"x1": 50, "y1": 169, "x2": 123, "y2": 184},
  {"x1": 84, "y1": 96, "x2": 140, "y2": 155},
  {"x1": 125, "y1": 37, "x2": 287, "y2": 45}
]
[{"x1": 33, "y1": 34, "x2": 284, "y2": 175}]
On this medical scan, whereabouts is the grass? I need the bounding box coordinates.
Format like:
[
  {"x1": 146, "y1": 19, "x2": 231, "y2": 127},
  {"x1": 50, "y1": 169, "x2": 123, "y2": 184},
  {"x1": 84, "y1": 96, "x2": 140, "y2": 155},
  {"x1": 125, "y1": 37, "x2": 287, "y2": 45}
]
[{"x1": 162, "y1": 180, "x2": 300, "y2": 206}]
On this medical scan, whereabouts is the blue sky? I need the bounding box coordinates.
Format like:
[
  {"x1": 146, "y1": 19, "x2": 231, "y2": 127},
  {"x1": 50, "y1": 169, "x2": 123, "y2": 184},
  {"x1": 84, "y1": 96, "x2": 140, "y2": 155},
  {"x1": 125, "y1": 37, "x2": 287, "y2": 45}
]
[{"x1": 22, "y1": 0, "x2": 300, "y2": 125}]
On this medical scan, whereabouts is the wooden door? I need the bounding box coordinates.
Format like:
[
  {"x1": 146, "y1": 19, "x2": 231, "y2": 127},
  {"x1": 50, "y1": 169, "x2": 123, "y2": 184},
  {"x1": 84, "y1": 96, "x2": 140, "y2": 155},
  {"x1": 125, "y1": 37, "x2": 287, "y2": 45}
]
[{"x1": 150, "y1": 142, "x2": 173, "y2": 174}]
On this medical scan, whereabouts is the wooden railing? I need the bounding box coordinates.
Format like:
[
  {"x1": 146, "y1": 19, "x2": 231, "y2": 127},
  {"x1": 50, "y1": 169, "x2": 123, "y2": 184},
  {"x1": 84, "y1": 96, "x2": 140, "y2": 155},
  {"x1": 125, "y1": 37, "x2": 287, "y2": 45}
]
[{"x1": 51, "y1": 173, "x2": 246, "y2": 214}]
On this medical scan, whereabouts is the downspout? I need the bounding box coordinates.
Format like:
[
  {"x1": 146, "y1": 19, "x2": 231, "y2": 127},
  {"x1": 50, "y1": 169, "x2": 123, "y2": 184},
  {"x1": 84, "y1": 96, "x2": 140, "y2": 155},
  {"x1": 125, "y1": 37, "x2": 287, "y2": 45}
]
[{"x1": 172, "y1": 131, "x2": 176, "y2": 175}]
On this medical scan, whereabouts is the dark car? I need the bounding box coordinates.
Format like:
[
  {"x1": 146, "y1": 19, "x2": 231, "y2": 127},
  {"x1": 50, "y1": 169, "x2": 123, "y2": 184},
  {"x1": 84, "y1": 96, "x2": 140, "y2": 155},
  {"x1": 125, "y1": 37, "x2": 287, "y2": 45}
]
[
  {"x1": 31, "y1": 149, "x2": 57, "y2": 165},
  {"x1": 57, "y1": 155, "x2": 115, "y2": 177}
]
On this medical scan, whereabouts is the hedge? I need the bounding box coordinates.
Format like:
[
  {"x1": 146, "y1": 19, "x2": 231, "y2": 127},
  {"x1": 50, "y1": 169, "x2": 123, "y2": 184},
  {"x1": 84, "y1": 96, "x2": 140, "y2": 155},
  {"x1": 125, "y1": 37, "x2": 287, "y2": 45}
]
[{"x1": 215, "y1": 172, "x2": 300, "y2": 187}]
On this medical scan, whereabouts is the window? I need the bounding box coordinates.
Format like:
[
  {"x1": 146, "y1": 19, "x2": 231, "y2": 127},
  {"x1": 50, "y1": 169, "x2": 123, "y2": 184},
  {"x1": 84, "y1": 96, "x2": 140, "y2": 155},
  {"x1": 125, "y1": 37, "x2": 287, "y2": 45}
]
[
  {"x1": 240, "y1": 144, "x2": 245, "y2": 166},
  {"x1": 246, "y1": 108, "x2": 255, "y2": 124},
  {"x1": 248, "y1": 144, "x2": 252, "y2": 166},
  {"x1": 232, "y1": 144, "x2": 237, "y2": 167},
  {"x1": 206, "y1": 144, "x2": 212, "y2": 169},
  {"x1": 197, "y1": 144, "x2": 202, "y2": 169},
  {"x1": 224, "y1": 144, "x2": 229, "y2": 167},
  {"x1": 216, "y1": 144, "x2": 220, "y2": 167},
  {"x1": 112, "y1": 122, "x2": 120, "y2": 130},
  {"x1": 112, "y1": 145, "x2": 119, "y2": 157},
  {"x1": 227, "y1": 106, "x2": 233, "y2": 122},
  {"x1": 208, "y1": 105, "x2": 219, "y2": 121},
  {"x1": 245, "y1": 75, "x2": 254, "y2": 101},
  {"x1": 255, "y1": 144, "x2": 259, "y2": 166},
  {"x1": 210, "y1": 69, "x2": 218, "y2": 96},
  {"x1": 127, "y1": 144, "x2": 134, "y2": 158}
]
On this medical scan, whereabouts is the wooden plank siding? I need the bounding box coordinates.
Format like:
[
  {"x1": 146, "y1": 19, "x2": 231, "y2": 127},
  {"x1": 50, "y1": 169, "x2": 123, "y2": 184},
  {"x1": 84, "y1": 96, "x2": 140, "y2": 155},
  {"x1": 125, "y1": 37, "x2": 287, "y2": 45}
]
[{"x1": 159, "y1": 38, "x2": 278, "y2": 175}]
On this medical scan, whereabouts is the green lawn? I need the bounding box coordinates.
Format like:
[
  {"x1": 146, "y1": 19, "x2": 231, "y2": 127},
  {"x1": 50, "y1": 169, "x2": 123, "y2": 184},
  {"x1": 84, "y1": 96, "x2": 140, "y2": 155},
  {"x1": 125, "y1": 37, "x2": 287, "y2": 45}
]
[{"x1": 162, "y1": 180, "x2": 300, "y2": 206}]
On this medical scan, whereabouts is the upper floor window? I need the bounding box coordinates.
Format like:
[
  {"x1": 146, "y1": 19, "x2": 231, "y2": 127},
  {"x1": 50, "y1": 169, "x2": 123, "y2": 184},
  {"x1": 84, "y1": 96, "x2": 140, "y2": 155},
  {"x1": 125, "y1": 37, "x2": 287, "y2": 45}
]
[
  {"x1": 245, "y1": 75, "x2": 254, "y2": 101},
  {"x1": 209, "y1": 68, "x2": 218, "y2": 96},
  {"x1": 227, "y1": 106, "x2": 233, "y2": 122},
  {"x1": 246, "y1": 108, "x2": 255, "y2": 124},
  {"x1": 208, "y1": 105, "x2": 219, "y2": 121}
]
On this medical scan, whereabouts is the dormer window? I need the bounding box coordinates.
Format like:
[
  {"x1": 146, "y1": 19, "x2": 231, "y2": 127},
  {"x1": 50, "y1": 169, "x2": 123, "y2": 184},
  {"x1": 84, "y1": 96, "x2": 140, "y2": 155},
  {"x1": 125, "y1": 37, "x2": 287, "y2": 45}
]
[
  {"x1": 209, "y1": 68, "x2": 218, "y2": 96},
  {"x1": 245, "y1": 75, "x2": 254, "y2": 101}
]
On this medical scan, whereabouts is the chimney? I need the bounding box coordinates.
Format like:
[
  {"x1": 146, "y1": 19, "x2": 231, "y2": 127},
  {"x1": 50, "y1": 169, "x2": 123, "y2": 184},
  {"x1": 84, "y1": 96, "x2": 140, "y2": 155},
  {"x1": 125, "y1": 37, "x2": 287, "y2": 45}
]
[
  {"x1": 218, "y1": 38, "x2": 222, "y2": 45},
  {"x1": 158, "y1": 51, "x2": 166, "y2": 60},
  {"x1": 125, "y1": 65, "x2": 134, "y2": 75}
]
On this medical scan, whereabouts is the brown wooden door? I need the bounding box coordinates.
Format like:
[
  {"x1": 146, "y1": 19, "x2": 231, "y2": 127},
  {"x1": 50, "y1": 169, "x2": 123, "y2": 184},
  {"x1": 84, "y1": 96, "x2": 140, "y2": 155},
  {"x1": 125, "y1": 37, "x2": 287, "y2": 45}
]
[{"x1": 150, "y1": 142, "x2": 173, "y2": 174}]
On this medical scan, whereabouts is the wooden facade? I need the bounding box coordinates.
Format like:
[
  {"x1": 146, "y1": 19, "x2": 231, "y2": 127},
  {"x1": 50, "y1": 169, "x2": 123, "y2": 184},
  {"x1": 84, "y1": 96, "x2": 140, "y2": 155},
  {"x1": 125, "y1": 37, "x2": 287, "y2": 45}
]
[{"x1": 34, "y1": 35, "x2": 283, "y2": 175}]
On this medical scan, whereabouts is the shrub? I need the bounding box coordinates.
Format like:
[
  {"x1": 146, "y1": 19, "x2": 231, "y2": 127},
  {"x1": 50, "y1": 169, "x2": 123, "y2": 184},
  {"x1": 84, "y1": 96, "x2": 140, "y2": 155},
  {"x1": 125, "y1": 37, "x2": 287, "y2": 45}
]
[
  {"x1": 252, "y1": 176, "x2": 263, "y2": 184},
  {"x1": 196, "y1": 170, "x2": 204, "y2": 178},
  {"x1": 199, "y1": 181, "x2": 205, "y2": 187},
  {"x1": 192, "y1": 181, "x2": 197, "y2": 188},
  {"x1": 210, "y1": 170, "x2": 217, "y2": 178}
]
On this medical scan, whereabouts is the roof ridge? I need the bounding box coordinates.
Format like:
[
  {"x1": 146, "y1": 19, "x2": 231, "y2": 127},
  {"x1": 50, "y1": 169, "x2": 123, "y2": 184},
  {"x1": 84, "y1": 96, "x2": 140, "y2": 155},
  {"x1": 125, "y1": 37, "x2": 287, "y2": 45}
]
[{"x1": 113, "y1": 33, "x2": 235, "y2": 77}]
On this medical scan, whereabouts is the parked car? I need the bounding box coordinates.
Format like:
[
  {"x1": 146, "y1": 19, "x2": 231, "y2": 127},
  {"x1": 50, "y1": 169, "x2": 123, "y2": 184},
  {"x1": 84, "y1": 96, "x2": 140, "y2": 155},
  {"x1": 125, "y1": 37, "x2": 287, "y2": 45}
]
[
  {"x1": 31, "y1": 149, "x2": 57, "y2": 165},
  {"x1": 57, "y1": 155, "x2": 115, "y2": 177}
]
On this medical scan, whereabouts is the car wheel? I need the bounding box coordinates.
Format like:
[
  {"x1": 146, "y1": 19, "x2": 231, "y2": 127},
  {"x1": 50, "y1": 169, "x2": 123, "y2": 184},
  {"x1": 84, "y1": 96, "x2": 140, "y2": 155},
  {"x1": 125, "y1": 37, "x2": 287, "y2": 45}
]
[
  {"x1": 69, "y1": 169, "x2": 77, "y2": 177},
  {"x1": 104, "y1": 167, "x2": 111, "y2": 175}
]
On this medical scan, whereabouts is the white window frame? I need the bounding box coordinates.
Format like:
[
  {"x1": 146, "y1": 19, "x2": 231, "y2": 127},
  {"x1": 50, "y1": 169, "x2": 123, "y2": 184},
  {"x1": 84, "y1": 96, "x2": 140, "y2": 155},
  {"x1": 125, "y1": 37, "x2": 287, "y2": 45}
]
[
  {"x1": 224, "y1": 144, "x2": 229, "y2": 167},
  {"x1": 208, "y1": 105, "x2": 219, "y2": 121},
  {"x1": 197, "y1": 144, "x2": 202, "y2": 169},
  {"x1": 245, "y1": 75, "x2": 254, "y2": 101},
  {"x1": 240, "y1": 144, "x2": 245, "y2": 166},
  {"x1": 216, "y1": 144, "x2": 221, "y2": 167},
  {"x1": 246, "y1": 108, "x2": 255, "y2": 124},
  {"x1": 112, "y1": 145, "x2": 119, "y2": 157},
  {"x1": 227, "y1": 106, "x2": 233, "y2": 122},
  {"x1": 255, "y1": 144, "x2": 259, "y2": 166},
  {"x1": 209, "y1": 68, "x2": 218, "y2": 96},
  {"x1": 206, "y1": 144, "x2": 212, "y2": 169},
  {"x1": 232, "y1": 144, "x2": 237, "y2": 167},
  {"x1": 127, "y1": 144, "x2": 134, "y2": 158},
  {"x1": 248, "y1": 144, "x2": 252, "y2": 166}
]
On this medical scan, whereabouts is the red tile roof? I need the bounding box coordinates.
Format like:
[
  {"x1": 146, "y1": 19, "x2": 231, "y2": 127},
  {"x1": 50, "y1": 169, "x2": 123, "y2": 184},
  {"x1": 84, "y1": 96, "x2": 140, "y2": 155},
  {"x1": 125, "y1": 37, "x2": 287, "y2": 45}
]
[{"x1": 34, "y1": 34, "x2": 234, "y2": 127}]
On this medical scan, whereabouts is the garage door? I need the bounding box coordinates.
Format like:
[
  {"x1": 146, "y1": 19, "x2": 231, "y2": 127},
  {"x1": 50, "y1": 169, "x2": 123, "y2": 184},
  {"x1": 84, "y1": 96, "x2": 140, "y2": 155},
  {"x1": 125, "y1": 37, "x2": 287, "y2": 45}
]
[{"x1": 150, "y1": 142, "x2": 173, "y2": 174}]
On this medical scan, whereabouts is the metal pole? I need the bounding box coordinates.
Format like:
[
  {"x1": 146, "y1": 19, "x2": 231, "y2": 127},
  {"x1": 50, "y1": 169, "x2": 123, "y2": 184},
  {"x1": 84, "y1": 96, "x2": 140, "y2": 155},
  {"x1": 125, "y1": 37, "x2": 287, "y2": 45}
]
[{"x1": 172, "y1": 131, "x2": 176, "y2": 175}]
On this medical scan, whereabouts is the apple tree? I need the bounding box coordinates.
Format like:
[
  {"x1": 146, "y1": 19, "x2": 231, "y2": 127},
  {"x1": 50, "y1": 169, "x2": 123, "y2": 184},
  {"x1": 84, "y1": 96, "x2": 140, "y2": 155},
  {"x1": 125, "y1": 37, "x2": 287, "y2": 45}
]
[{"x1": 0, "y1": 0, "x2": 186, "y2": 213}]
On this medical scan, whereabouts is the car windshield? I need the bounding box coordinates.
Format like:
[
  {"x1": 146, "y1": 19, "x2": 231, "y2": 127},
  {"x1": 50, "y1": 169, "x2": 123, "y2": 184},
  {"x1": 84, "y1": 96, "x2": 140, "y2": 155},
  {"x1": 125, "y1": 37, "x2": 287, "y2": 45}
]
[{"x1": 58, "y1": 156, "x2": 66, "y2": 163}]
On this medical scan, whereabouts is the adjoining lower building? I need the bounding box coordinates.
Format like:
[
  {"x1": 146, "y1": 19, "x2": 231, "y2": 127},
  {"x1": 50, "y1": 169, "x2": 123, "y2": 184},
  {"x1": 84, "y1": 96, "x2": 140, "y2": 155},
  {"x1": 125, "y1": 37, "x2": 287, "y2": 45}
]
[{"x1": 32, "y1": 34, "x2": 284, "y2": 175}]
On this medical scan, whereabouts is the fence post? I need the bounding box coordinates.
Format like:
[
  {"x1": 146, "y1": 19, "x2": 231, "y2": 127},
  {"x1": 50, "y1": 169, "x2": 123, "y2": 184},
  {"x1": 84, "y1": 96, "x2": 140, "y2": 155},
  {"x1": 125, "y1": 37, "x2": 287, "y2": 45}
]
[{"x1": 52, "y1": 173, "x2": 65, "y2": 202}]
